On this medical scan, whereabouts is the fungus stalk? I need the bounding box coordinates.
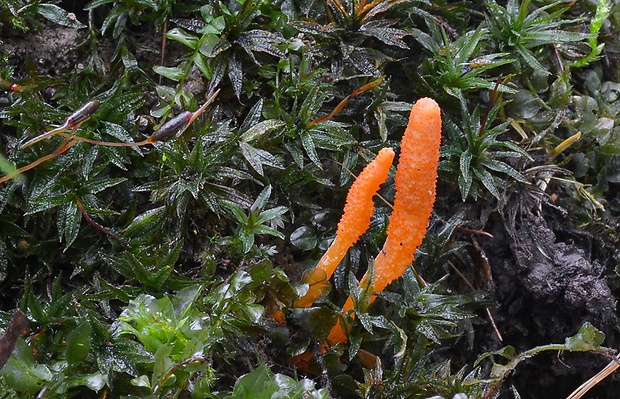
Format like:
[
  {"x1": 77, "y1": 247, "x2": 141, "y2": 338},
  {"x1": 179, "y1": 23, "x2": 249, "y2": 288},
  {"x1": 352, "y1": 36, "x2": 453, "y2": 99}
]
[{"x1": 295, "y1": 147, "x2": 395, "y2": 307}]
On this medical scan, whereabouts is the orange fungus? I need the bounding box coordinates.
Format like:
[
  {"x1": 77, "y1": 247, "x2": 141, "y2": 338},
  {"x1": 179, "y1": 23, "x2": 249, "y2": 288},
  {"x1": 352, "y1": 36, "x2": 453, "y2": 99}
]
[
  {"x1": 329, "y1": 97, "x2": 442, "y2": 344},
  {"x1": 371, "y1": 97, "x2": 441, "y2": 292},
  {"x1": 295, "y1": 147, "x2": 395, "y2": 307}
]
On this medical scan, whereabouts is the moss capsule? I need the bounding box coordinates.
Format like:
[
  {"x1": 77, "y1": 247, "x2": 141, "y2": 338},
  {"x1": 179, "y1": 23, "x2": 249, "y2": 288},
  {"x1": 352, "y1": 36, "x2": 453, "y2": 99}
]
[{"x1": 147, "y1": 111, "x2": 192, "y2": 143}]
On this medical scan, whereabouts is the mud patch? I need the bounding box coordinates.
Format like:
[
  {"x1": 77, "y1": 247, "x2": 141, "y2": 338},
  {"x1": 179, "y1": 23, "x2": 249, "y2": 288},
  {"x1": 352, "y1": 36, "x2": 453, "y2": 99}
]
[
  {"x1": 3, "y1": 24, "x2": 84, "y2": 76},
  {"x1": 478, "y1": 206, "x2": 619, "y2": 398},
  {"x1": 512, "y1": 208, "x2": 616, "y2": 328}
]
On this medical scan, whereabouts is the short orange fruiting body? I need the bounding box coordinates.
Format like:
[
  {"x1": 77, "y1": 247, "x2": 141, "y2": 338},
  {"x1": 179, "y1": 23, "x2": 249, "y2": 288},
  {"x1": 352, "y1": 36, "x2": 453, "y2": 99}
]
[
  {"x1": 329, "y1": 98, "x2": 442, "y2": 344},
  {"x1": 295, "y1": 147, "x2": 395, "y2": 307}
]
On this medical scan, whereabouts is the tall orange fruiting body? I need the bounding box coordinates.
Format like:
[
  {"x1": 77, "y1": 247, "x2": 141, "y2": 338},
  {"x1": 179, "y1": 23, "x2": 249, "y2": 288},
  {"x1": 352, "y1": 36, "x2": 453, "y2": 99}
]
[
  {"x1": 295, "y1": 147, "x2": 395, "y2": 307},
  {"x1": 328, "y1": 98, "x2": 442, "y2": 344},
  {"x1": 369, "y1": 97, "x2": 441, "y2": 292}
]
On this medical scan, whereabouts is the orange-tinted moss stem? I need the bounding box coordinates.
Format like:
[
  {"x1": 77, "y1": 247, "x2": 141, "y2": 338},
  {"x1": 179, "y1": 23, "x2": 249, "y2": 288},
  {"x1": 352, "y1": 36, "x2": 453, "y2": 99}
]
[
  {"x1": 305, "y1": 77, "x2": 384, "y2": 129},
  {"x1": 0, "y1": 126, "x2": 78, "y2": 184}
]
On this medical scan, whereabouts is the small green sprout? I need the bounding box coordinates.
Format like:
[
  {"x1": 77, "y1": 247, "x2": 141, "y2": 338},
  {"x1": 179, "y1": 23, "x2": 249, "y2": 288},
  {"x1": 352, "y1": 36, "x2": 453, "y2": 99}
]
[
  {"x1": 220, "y1": 185, "x2": 288, "y2": 254},
  {"x1": 485, "y1": 0, "x2": 593, "y2": 74}
]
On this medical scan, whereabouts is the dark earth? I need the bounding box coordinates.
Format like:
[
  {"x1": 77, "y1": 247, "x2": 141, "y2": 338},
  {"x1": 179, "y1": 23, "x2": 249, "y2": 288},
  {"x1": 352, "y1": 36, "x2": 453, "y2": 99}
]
[{"x1": 441, "y1": 171, "x2": 620, "y2": 399}]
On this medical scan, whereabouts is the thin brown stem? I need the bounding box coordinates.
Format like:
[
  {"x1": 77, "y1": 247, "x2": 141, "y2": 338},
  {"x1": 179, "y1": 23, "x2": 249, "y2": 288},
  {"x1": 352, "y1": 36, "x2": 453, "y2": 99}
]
[
  {"x1": 479, "y1": 75, "x2": 502, "y2": 137},
  {"x1": 75, "y1": 198, "x2": 130, "y2": 247}
]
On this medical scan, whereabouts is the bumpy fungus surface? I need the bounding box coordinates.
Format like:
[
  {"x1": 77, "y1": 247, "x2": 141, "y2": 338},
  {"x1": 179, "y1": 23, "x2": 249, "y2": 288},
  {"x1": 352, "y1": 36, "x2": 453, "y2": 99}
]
[
  {"x1": 328, "y1": 98, "x2": 442, "y2": 344},
  {"x1": 369, "y1": 97, "x2": 441, "y2": 292},
  {"x1": 295, "y1": 147, "x2": 395, "y2": 307}
]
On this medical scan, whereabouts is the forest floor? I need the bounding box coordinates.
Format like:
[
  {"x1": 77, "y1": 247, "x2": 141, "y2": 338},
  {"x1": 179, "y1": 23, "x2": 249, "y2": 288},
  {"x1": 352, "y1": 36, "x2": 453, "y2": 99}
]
[{"x1": 1, "y1": 1, "x2": 620, "y2": 398}]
